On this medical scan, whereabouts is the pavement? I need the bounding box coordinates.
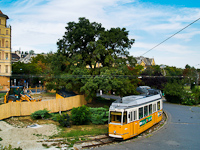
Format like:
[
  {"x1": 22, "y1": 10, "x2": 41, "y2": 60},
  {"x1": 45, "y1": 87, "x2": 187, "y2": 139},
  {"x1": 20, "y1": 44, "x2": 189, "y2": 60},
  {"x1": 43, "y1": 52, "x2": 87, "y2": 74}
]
[{"x1": 95, "y1": 101, "x2": 200, "y2": 150}]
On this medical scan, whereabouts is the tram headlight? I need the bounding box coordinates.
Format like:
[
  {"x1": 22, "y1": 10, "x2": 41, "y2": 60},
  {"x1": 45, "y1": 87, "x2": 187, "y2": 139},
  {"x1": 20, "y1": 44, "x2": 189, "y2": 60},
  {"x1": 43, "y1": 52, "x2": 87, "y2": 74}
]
[{"x1": 114, "y1": 130, "x2": 116, "y2": 134}]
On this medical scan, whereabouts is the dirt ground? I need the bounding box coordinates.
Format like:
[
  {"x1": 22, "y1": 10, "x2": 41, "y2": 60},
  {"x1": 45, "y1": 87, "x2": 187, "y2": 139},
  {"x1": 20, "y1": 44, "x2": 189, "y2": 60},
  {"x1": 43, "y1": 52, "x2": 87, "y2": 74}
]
[
  {"x1": 0, "y1": 93, "x2": 59, "y2": 149},
  {"x1": 0, "y1": 121, "x2": 59, "y2": 150}
]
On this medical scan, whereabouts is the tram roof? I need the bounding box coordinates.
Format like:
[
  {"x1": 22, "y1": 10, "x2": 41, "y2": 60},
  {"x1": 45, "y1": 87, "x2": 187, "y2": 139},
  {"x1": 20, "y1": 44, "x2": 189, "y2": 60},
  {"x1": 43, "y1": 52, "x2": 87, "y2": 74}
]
[{"x1": 109, "y1": 91, "x2": 162, "y2": 110}]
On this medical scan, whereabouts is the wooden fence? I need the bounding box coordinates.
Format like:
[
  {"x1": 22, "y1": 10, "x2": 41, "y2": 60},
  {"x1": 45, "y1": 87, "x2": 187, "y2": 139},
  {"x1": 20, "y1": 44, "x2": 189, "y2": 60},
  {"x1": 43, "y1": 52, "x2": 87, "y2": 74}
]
[{"x1": 0, "y1": 95, "x2": 86, "y2": 120}]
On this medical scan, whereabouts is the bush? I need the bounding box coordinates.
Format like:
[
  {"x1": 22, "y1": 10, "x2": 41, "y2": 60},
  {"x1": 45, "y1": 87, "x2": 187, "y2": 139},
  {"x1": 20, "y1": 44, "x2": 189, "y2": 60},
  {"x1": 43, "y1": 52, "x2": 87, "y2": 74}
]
[
  {"x1": 181, "y1": 92, "x2": 196, "y2": 105},
  {"x1": 57, "y1": 113, "x2": 71, "y2": 127},
  {"x1": 31, "y1": 109, "x2": 51, "y2": 120},
  {"x1": 164, "y1": 80, "x2": 199, "y2": 105},
  {"x1": 51, "y1": 113, "x2": 60, "y2": 121},
  {"x1": 163, "y1": 80, "x2": 185, "y2": 104},
  {"x1": 89, "y1": 107, "x2": 109, "y2": 125},
  {"x1": 71, "y1": 105, "x2": 91, "y2": 125}
]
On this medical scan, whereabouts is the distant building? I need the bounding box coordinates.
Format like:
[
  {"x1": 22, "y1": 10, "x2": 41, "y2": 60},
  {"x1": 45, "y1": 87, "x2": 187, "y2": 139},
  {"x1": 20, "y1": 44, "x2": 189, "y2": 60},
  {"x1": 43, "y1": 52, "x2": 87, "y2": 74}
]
[
  {"x1": 135, "y1": 56, "x2": 155, "y2": 69},
  {"x1": 0, "y1": 10, "x2": 11, "y2": 92}
]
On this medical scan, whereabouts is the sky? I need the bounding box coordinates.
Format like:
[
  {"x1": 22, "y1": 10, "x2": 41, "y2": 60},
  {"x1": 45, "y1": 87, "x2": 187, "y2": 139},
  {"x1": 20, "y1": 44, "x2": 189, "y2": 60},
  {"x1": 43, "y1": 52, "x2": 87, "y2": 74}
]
[{"x1": 1, "y1": 0, "x2": 200, "y2": 68}]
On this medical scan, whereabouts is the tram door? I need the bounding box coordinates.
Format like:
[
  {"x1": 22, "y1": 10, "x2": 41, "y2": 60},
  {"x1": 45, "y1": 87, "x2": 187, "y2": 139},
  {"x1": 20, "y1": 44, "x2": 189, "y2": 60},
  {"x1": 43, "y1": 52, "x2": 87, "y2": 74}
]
[
  {"x1": 130, "y1": 111, "x2": 134, "y2": 136},
  {"x1": 130, "y1": 110, "x2": 138, "y2": 136}
]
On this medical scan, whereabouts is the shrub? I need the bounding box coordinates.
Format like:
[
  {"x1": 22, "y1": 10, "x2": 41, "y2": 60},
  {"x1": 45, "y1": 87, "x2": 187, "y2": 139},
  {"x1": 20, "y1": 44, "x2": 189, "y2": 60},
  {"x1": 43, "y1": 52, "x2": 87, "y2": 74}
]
[
  {"x1": 163, "y1": 80, "x2": 185, "y2": 104},
  {"x1": 71, "y1": 105, "x2": 91, "y2": 125},
  {"x1": 89, "y1": 107, "x2": 109, "y2": 125},
  {"x1": 31, "y1": 109, "x2": 51, "y2": 120},
  {"x1": 0, "y1": 137, "x2": 2, "y2": 141},
  {"x1": 57, "y1": 113, "x2": 71, "y2": 127},
  {"x1": 51, "y1": 113, "x2": 60, "y2": 121},
  {"x1": 181, "y1": 92, "x2": 196, "y2": 106}
]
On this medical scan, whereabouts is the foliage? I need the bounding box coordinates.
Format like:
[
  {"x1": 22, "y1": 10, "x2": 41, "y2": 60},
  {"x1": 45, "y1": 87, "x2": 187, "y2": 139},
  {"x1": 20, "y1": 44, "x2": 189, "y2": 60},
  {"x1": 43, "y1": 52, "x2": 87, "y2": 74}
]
[
  {"x1": 183, "y1": 64, "x2": 199, "y2": 89},
  {"x1": 0, "y1": 137, "x2": 2, "y2": 141},
  {"x1": 30, "y1": 109, "x2": 51, "y2": 120},
  {"x1": 163, "y1": 80, "x2": 185, "y2": 103},
  {"x1": 191, "y1": 87, "x2": 200, "y2": 104},
  {"x1": 89, "y1": 107, "x2": 109, "y2": 124},
  {"x1": 141, "y1": 65, "x2": 162, "y2": 76},
  {"x1": 0, "y1": 144, "x2": 22, "y2": 150},
  {"x1": 164, "y1": 80, "x2": 199, "y2": 105},
  {"x1": 52, "y1": 127, "x2": 107, "y2": 139},
  {"x1": 46, "y1": 17, "x2": 137, "y2": 101},
  {"x1": 57, "y1": 113, "x2": 71, "y2": 127},
  {"x1": 50, "y1": 113, "x2": 60, "y2": 121},
  {"x1": 70, "y1": 105, "x2": 91, "y2": 125}
]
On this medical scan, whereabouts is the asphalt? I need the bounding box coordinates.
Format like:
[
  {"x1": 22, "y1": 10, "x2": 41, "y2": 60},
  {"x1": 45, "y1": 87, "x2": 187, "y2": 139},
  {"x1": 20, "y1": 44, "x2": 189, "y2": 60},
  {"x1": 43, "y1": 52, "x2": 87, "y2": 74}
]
[{"x1": 95, "y1": 102, "x2": 200, "y2": 150}]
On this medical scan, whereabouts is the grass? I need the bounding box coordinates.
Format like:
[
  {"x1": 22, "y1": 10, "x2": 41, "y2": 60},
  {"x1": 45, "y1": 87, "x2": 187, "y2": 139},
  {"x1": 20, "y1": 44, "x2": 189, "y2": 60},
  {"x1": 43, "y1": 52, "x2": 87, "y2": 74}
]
[{"x1": 50, "y1": 124, "x2": 108, "y2": 139}]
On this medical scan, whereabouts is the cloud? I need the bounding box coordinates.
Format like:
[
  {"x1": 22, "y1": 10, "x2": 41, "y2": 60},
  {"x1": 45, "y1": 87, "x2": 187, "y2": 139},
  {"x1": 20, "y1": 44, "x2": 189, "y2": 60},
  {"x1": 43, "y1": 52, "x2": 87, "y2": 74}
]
[{"x1": 2, "y1": 0, "x2": 200, "y2": 69}]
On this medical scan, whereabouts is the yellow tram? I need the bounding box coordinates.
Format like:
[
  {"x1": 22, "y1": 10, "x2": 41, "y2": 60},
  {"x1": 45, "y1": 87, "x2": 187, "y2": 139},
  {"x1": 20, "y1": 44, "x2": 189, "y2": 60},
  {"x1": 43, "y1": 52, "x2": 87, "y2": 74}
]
[{"x1": 108, "y1": 87, "x2": 163, "y2": 140}]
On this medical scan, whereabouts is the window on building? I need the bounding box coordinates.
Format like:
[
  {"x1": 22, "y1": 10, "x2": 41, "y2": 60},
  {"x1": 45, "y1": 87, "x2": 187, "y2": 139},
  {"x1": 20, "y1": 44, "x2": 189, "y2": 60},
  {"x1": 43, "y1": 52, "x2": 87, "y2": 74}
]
[
  {"x1": 2, "y1": 39, "x2": 4, "y2": 47},
  {"x1": 0, "y1": 19, "x2": 1, "y2": 25},
  {"x1": 0, "y1": 40, "x2": 1, "y2": 47},
  {"x1": 0, "y1": 52, "x2": 1, "y2": 60},
  {"x1": 5, "y1": 65, "x2": 8, "y2": 73},
  {"x1": 6, "y1": 30, "x2": 8, "y2": 35},
  {"x1": 0, "y1": 29, "x2": 1, "y2": 34},
  {"x1": 0, "y1": 65, "x2": 1, "y2": 73},
  {"x1": 6, "y1": 41, "x2": 8, "y2": 48},
  {"x1": 5, "y1": 53, "x2": 8, "y2": 60}
]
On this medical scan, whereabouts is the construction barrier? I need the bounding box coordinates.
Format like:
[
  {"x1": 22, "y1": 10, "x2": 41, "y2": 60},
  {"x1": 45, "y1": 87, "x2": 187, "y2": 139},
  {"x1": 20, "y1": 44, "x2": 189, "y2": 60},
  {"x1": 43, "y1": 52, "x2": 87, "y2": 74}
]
[{"x1": 0, "y1": 95, "x2": 86, "y2": 120}]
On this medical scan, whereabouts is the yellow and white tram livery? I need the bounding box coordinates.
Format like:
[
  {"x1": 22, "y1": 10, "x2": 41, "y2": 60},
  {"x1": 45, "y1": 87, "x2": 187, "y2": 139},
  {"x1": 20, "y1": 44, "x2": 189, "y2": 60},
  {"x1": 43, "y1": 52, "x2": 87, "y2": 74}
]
[{"x1": 108, "y1": 88, "x2": 163, "y2": 140}]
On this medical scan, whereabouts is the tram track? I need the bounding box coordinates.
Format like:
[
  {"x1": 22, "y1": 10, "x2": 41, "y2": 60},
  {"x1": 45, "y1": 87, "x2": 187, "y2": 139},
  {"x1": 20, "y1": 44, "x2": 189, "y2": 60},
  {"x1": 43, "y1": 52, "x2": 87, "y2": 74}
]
[
  {"x1": 74, "y1": 111, "x2": 167, "y2": 149},
  {"x1": 36, "y1": 111, "x2": 167, "y2": 149}
]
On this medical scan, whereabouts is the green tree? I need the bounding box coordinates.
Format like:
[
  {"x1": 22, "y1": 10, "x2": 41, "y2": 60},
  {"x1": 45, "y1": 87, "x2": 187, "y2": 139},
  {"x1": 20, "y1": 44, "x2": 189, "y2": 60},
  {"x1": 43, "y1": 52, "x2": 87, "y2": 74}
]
[{"x1": 47, "y1": 18, "x2": 137, "y2": 100}]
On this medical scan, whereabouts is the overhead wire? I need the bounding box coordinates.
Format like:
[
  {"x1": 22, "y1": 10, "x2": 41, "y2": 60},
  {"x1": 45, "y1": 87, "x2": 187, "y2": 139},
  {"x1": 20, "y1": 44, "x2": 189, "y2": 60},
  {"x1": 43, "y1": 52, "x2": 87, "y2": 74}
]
[{"x1": 141, "y1": 17, "x2": 200, "y2": 56}]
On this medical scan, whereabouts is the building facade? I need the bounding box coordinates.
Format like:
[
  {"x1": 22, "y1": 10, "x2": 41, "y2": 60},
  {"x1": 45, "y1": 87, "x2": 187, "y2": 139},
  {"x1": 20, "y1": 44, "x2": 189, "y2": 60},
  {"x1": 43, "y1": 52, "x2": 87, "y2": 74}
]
[
  {"x1": 135, "y1": 56, "x2": 155, "y2": 69},
  {"x1": 0, "y1": 10, "x2": 11, "y2": 92}
]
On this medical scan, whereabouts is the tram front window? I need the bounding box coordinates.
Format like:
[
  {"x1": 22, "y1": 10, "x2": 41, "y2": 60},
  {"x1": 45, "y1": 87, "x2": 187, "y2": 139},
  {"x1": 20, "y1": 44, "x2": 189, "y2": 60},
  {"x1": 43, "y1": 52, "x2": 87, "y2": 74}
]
[{"x1": 110, "y1": 112, "x2": 122, "y2": 123}]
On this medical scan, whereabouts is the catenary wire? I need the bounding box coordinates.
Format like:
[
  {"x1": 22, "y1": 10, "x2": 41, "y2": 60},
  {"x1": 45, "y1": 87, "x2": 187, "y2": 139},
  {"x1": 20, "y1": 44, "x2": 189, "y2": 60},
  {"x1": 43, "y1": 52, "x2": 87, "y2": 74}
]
[{"x1": 141, "y1": 17, "x2": 200, "y2": 56}]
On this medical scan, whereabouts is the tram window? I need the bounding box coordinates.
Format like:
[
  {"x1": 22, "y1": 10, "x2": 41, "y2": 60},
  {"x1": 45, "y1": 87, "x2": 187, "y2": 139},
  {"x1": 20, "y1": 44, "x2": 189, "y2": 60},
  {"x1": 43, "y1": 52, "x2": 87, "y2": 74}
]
[
  {"x1": 134, "y1": 111, "x2": 137, "y2": 120},
  {"x1": 144, "y1": 106, "x2": 148, "y2": 117},
  {"x1": 157, "y1": 101, "x2": 160, "y2": 111},
  {"x1": 110, "y1": 112, "x2": 122, "y2": 123},
  {"x1": 153, "y1": 104, "x2": 156, "y2": 112},
  {"x1": 123, "y1": 112, "x2": 127, "y2": 124},
  {"x1": 139, "y1": 107, "x2": 143, "y2": 119},
  {"x1": 149, "y1": 104, "x2": 152, "y2": 114},
  {"x1": 130, "y1": 112, "x2": 133, "y2": 121}
]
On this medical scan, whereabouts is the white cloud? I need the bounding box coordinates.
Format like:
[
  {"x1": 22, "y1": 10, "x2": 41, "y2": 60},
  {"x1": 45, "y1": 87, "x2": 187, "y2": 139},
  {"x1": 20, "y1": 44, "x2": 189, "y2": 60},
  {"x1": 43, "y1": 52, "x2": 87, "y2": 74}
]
[{"x1": 3, "y1": 0, "x2": 200, "y2": 68}]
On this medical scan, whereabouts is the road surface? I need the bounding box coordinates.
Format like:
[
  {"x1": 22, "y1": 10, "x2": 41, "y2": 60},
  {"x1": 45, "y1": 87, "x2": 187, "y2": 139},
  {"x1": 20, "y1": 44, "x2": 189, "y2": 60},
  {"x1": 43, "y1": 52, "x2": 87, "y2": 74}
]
[{"x1": 96, "y1": 102, "x2": 200, "y2": 150}]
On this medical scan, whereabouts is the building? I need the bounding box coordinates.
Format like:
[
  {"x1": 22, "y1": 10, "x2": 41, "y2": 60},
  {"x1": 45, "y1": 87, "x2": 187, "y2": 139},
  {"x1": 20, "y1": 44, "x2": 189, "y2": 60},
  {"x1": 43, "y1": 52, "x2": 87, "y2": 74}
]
[
  {"x1": 0, "y1": 10, "x2": 11, "y2": 92},
  {"x1": 135, "y1": 56, "x2": 155, "y2": 69}
]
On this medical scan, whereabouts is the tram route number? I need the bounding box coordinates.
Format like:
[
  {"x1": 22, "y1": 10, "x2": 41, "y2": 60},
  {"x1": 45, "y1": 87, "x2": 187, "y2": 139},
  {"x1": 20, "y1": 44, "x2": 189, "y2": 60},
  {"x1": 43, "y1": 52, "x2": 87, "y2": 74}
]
[{"x1": 139, "y1": 116, "x2": 152, "y2": 127}]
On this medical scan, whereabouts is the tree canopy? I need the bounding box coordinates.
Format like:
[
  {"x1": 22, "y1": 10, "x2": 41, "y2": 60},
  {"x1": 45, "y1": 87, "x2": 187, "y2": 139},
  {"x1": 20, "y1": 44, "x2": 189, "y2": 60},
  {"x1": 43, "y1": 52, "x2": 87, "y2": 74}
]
[{"x1": 46, "y1": 17, "x2": 138, "y2": 100}]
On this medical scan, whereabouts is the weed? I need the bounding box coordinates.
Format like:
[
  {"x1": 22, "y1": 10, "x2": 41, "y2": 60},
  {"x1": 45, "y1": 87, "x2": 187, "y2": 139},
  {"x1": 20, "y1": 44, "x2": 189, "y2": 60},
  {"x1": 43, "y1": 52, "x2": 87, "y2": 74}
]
[
  {"x1": 146, "y1": 134, "x2": 153, "y2": 138},
  {"x1": 42, "y1": 143, "x2": 50, "y2": 148}
]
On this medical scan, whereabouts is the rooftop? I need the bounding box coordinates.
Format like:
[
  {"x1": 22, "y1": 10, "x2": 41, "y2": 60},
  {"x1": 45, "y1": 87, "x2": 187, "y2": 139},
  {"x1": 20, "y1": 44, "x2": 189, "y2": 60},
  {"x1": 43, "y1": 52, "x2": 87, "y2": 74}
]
[{"x1": 0, "y1": 10, "x2": 9, "y2": 19}]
